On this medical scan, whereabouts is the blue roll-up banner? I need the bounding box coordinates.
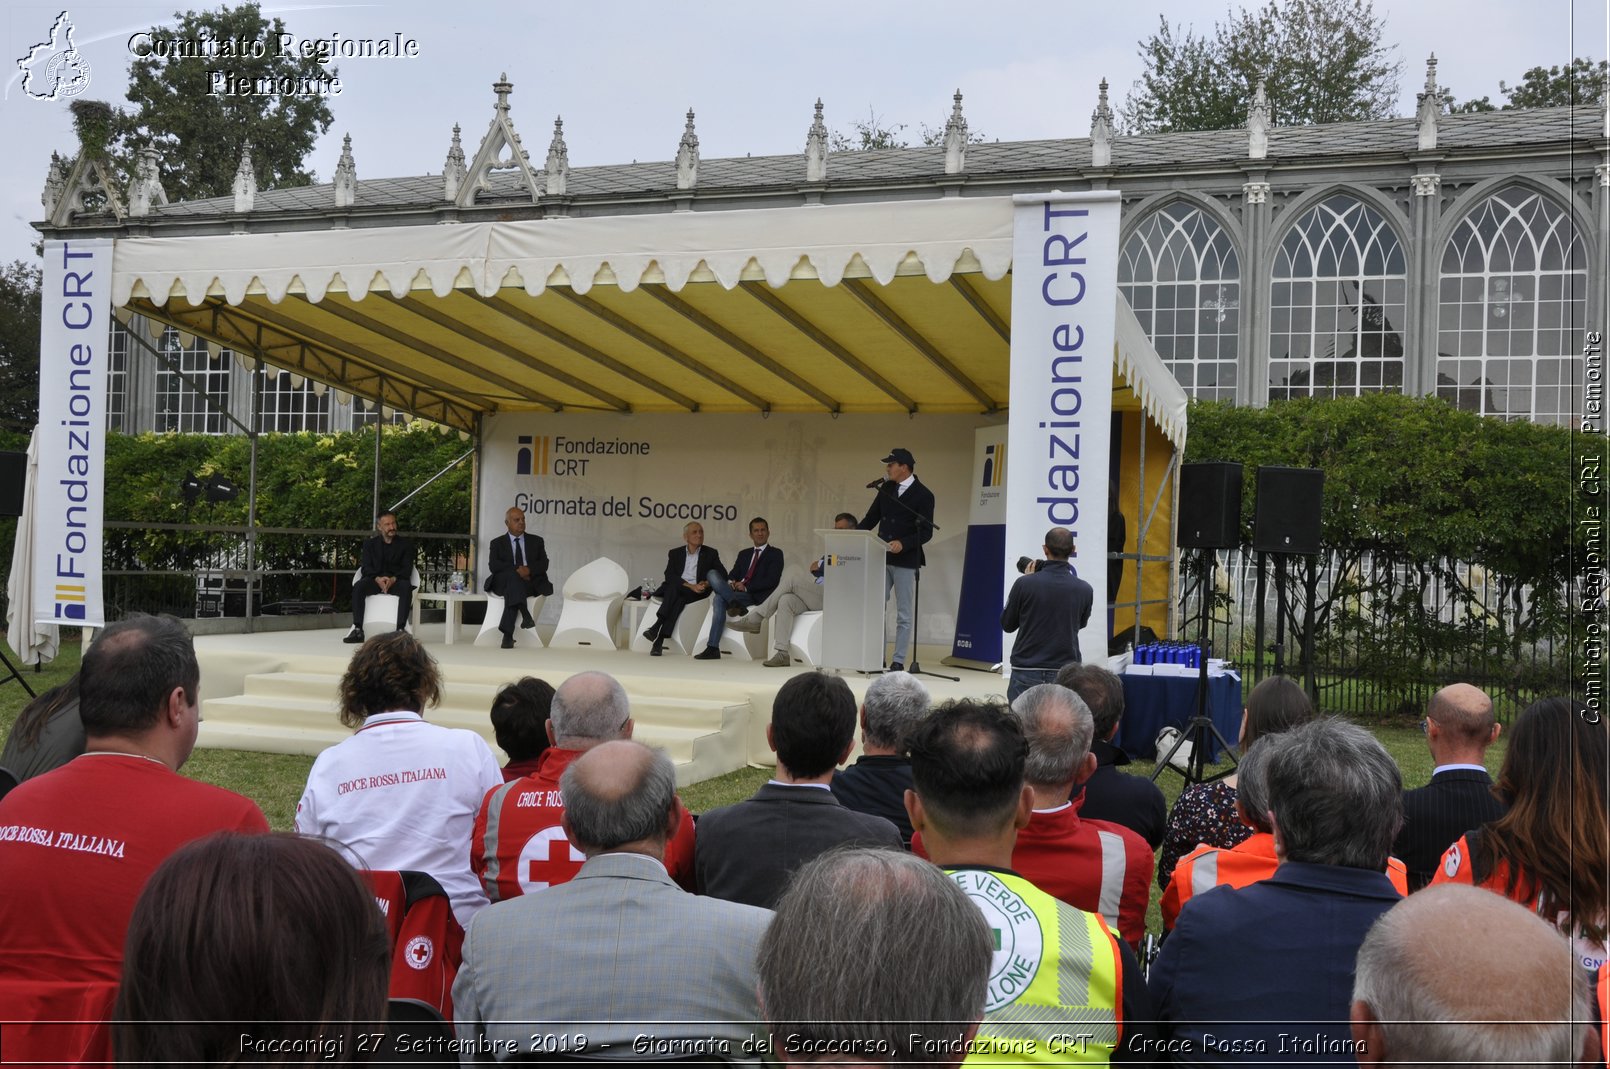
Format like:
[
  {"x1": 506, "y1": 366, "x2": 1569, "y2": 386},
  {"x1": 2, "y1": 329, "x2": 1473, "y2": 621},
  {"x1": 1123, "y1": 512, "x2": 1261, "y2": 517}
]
[{"x1": 947, "y1": 428, "x2": 1008, "y2": 667}]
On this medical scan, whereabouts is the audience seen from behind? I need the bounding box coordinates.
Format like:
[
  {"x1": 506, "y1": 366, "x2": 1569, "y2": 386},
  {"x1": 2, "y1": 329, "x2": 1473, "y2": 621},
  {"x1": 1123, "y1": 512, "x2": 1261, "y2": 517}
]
[
  {"x1": 1056, "y1": 662, "x2": 1168, "y2": 850},
  {"x1": 294, "y1": 631, "x2": 502, "y2": 927},
  {"x1": 454, "y1": 740, "x2": 772, "y2": 1056},
  {"x1": 905, "y1": 697, "x2": 1155, "y2": 1064},
  {"x1": 696, "y1": 671, "x2": 900, "y2": 909},
  {"x1": 1431, "y1": 696, "x2": 1608, "y2": 975},
  {"x1": 1157, "y1": 674, "x2": 1316, "y2": 890},
  {"x1": 488, "y1": 675, "x2": 555, "y2": 782},
  {"x1": 474, "y1": 670, "x2": 697, "y2": 902},
  {"x1": 0, "y1": 615, "x2": 268, "y2": 1065},
  {"x1": 114, "y1": 832, "x2": 390, "y2": 1066},
  {"x1": 1351, "y1": 883, "x2": 1599, "y2": 1068},
  {"x1": 913, "y1": 683, "x2": 1153, "y2": 951},
  {"x1": 829, "y1": 670, "x2": 931, "y2": 845},
  {"x1": 0, "y1": 672, "x2": 83, "y2": 793},
  {"x1": 1150, "y1": 717, "x2": 1405, "y2": 1063},
  {"x1": 757, "y1": 847, "x2": 992, "y2": 1068},
  {"x1": 1392, "y1": 682, "x2": 1506, "y2": 890}
]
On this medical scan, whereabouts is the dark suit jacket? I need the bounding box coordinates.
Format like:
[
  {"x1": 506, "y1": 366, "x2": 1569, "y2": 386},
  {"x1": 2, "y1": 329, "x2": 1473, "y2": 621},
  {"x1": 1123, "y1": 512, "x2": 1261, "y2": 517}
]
[
  {"x1": 359, "y1": 534, "x2": 414, "y2": 582},
  {"x1": 485, "y1": 532, "x2": 554, "y2": 598},
  {"x1": 655, "y1": 545, "x2": 724, "y2": 598},
  {"x1": 695, "y1": 782, "x2": 902, "y2": 909},
  {"x1": 723, "y1": 545, "x2": 784, "y2": 604},
  {"x1": 1149, "y1": 862, "x2": 1402, "y2": 1063},
  {"x1": 830, "y1": 755, "x2": 914, "y2": 846},
  {"x1": 858, "y1": 478, "x2": 935, "y2": 568},
  {"x1": 1394, "y1": 768, "x2": 1504, "y2": 891},
  {"x1": 1076, "y1": 738, "x2": 1168, "y2": 851}
]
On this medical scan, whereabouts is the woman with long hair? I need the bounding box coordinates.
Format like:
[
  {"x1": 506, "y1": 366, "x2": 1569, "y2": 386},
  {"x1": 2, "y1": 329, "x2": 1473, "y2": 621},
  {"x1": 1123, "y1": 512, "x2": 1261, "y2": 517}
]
[
  {"x1": 1432, "y1": 697, "x2": 1608, "y2": 972},
  {"x1": 295, "y1": 631, "x2": 503, "y2": 926},
  {"x1": 1155, "y1": 674, "x2": 1316, "y2": 890},
  {"x1": 0, "y1": 674, "x2": 83, "y2": 788},
  {"x1": 114, "y1": 832, "x2": 390, "y2": 1065}
]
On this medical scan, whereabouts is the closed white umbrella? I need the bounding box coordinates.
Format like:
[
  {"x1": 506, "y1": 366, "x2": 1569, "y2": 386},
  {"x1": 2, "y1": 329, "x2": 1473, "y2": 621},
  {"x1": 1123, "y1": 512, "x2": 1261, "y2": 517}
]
[{"x1": 6, "y1": 427, "x2": 60, "y2": 666}]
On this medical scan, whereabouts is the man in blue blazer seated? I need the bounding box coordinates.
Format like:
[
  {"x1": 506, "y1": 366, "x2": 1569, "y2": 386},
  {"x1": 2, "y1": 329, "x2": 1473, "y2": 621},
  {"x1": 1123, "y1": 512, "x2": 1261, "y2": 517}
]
[
  {"x1": 1149, "y1": 718, "x2": 1406, "y2": 1065},
  {"x1": 694, "y1": 517, "x2": 783, "y2": 661},
  {"x1": 484, "y1": 506, "x2": 554, "y2": 650},
  {"x1": 642, "y1": 521, "x2": 723, "y2": 657}
]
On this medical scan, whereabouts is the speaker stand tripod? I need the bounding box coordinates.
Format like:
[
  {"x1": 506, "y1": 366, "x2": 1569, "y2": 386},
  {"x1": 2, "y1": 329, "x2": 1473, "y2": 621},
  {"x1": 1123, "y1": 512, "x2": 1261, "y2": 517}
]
[{"x1": 1151, "y1": 548, "x2": 1237, "y2": 787}]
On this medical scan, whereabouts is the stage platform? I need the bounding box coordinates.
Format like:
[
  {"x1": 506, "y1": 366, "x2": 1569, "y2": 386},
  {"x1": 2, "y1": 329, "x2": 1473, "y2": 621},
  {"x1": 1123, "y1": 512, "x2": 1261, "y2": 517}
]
[{"x1": 193, "y1": 623, "x2": 1005, "y2": 786}]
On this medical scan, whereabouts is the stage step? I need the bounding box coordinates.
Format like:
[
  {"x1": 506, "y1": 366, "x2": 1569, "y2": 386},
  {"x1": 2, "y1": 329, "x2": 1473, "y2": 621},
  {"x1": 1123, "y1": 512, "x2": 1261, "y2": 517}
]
[{"x1": 200, "y1": 668, "x2": 752, "y2": 785}]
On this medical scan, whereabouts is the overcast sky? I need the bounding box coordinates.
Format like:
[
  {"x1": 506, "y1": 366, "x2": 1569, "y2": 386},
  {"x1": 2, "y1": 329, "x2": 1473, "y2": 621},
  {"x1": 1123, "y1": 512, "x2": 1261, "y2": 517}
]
[{"x1": 1, "y1": 0, "x2": 1604, "y2": 262}]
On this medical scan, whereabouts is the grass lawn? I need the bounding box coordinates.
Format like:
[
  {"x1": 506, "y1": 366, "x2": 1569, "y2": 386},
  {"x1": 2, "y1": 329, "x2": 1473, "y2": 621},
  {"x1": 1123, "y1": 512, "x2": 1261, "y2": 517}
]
[{"x1": 1, "y1": 635, "x2": 1506, "y2": 932}]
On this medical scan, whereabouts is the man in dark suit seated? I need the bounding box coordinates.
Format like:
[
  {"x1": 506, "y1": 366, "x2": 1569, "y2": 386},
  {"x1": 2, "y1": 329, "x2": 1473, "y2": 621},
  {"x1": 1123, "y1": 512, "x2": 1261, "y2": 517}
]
[
  {"x1": 1392, "y1": 683, "x2": 1504, "y2": 890},
  {"x1": 484, "y1": 507, "x2": 553, "y2": 650},
  {"x1": 695, "y1": 517, "x2": 783, "y2": 661},
  {"x1": 696, "y1": 673, "x2": 901, "y2": 908},
  {"x1": 641, "y1": 521, "x2": 723, "y2": 657},
  {"x1": 1057, "y1": 662, "x2": 1168, "y2": 850},
  {"x1": 346, "y1": 510, "x2": 414, "y2": 643},
  {"x1": 830, "y1": 671, "x2": 930, "y2": 846}
]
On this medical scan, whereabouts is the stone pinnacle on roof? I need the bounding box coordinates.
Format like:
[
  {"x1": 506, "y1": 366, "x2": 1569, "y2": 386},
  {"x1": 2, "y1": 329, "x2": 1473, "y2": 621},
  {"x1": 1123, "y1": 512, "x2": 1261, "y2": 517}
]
[
  {"x1": 42, "y1": 151, "x2": 67, "y2": 217},
  {"x1": 1416, "y1": 54, "x2": 1442, "y2": 151},
  {"x1": 806, "y1": 99, "x2": 828, "y2": 183},
  {"x1": 443, "y1": 123, "x2": 467, "y2": 201},
  {"x1": 546, "y1": 117, "x2": 569, "y2": 196},
  {"x1": 233, "y1": 142, "x2": 256, "y2": 213},
  {"x1": 943, "y1": 89, "x2": 968, "y2": 175},
  {"x1": 1091, "y1": 78, "x2": 1114, "y2": 168},
  {"x1": 460, "y1": 74, "x2": 543, "y2": 208},
  {"x1": 1247, "y1": 80, "x2": 1270, "y2": 160},
  {"x1": 128, "y1": 146, "x2": 168, "y2": 218},
  {"x1": 334, "y1": 133, "x2": 357, "y2": 208},
  {"x1": 677, "y1": 108, "x2": 700, "y2": 190}
]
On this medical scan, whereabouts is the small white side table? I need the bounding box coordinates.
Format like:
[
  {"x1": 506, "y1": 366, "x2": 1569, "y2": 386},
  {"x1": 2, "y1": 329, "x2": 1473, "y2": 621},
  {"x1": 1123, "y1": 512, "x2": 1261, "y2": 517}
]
[{"x1": 416, "y1": 591, "x2": 489, "y2": 645}]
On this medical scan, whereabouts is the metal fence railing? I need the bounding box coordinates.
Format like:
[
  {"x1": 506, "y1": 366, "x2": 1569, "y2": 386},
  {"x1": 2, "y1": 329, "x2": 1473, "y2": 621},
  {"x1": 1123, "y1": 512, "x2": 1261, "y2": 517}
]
[
  {"x1": 101, "y1": 523, "x2": 473, "y2": 625},
  {"x1": 1174, "y1": 545, "x2": 1580, "y2": 721}
]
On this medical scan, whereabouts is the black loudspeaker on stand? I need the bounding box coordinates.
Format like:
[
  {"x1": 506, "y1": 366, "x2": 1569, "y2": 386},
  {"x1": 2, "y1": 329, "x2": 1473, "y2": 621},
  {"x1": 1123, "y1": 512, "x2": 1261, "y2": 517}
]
[
  {"x1": 1153, "y1": 464, "x2": 1243, "y2": 787},
  {"x1": 1252, "y1": 467, "x2": 1324, "y2": 697}
]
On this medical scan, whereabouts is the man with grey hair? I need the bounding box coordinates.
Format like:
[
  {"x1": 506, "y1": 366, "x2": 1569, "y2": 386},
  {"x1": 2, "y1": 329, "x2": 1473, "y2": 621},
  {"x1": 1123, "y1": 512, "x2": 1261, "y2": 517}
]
[
  {"x1": 1150, "y1": 718, "x2": 1406, "y2": 1063},
  {"x1": 472, "y1": 671, "x2": 696, "y2": 901},
  {"x1": 455, "y1": 740, "x2": 772, "y2": 1058},
  {"x1": 1392, "y1": 682, "x2": 1505, "y2": 890},
  {"x1": 914, "y1": 683, "x2": 1151, "y2": 948},
  {"x1": 830, "y1": 671, "x2": 930, "y2": 845},
  {"x1": 758, "y1": 848, "x2": 992, "y2": 1068},
  {"x1": 1350, "y1": 883, "x2": 1599, "y2": 1068},
  {"x1": 1056, "y1": 662, "x2": 1167, "y2": 850}
]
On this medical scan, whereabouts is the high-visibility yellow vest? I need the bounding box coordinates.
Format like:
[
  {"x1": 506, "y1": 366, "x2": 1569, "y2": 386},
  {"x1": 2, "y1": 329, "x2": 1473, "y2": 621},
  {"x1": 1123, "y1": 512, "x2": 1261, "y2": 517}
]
[{"x1": 946, "y1": 867, "x2": 1122, "y2": 1065}]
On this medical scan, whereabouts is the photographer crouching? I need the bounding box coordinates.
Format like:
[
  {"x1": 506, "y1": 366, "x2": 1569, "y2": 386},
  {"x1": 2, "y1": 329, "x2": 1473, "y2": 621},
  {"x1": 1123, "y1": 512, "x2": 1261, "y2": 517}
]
[{"x1": 1001, "y1": 526, "x2": 1093, "y2": 702}]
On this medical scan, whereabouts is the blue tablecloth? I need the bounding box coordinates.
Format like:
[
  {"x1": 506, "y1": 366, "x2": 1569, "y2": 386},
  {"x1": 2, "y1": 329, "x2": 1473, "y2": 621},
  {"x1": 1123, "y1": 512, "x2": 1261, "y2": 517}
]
[{"x1": 1116, "y1": 671, "x2": 1243, "y2": 761}]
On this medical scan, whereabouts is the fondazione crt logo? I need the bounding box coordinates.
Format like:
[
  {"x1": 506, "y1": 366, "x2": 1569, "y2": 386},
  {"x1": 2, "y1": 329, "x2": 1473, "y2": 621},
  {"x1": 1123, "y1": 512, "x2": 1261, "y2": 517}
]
[{"x1": 16, "y1": 11, "x2": 92, "y2": 101}]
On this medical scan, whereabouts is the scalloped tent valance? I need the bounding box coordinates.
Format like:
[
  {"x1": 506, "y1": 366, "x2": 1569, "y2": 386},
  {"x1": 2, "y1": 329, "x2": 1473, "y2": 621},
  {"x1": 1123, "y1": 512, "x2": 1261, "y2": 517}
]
[{"x1": 111, "y1": 197, "x2": 1016, "y2": 308}]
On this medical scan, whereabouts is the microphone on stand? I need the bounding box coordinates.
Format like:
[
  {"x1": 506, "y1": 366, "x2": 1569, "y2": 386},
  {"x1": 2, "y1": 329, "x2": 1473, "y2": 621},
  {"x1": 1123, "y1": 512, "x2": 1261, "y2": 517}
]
[{"x1": 865, "y1": 477, "x2": 887, "y2": 490}]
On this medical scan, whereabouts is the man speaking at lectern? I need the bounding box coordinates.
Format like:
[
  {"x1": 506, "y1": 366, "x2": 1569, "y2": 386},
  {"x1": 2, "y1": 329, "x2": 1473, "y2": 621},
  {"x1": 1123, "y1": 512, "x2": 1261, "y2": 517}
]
[{"x1": 858, "y1": 448, "x2": 934, "y2": 673}]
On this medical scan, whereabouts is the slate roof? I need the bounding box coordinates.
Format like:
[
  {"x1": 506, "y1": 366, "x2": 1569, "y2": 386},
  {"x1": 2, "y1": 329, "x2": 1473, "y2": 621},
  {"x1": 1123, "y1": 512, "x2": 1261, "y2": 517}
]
[{"x1": 135, "y1": 104, "x2": 1609, "y2": 223}]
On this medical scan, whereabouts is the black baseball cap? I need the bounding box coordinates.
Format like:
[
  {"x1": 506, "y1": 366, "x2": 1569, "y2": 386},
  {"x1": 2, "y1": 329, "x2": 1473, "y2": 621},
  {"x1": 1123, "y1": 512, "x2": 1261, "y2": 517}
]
[{"x1": 881, "y1": 448, "x2": 915, "y2": 466}]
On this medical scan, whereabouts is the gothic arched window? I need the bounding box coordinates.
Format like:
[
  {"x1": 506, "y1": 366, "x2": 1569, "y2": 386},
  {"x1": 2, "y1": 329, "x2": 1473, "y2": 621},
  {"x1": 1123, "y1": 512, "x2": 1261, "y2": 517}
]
[
  {"x1": 1118, "y1": 202, "x2": 1240, "y2": 401},
  {"x1": 1437, "y1": 186, "x2": 1586, "y2": 425},
  {"x1": 1269, "y1": 194, "x2": 1407, "y2": 400}
]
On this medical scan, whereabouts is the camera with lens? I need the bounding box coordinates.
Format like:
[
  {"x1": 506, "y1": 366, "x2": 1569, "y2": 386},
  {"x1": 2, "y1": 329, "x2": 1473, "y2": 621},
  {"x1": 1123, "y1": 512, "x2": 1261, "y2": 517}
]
[{"x1": 1015, "y1": 556, "x2": 1048, "y2": 574}]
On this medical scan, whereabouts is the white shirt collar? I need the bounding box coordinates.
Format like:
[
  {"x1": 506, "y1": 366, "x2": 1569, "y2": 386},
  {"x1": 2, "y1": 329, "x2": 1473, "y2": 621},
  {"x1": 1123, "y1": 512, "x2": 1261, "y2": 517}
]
[
  {"x1": 1432, "y1": 763, "x2": 1489, "y2": 774},
  {"x1": 897, "y1": 473, "x2": 916, "y2": 491}
]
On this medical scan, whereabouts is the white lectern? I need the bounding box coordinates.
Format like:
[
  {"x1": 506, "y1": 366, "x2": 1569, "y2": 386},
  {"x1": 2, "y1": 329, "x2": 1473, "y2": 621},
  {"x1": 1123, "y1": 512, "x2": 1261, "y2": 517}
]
[{"x1": 819, "y1": 528, "x2": 887, "y2": 672}]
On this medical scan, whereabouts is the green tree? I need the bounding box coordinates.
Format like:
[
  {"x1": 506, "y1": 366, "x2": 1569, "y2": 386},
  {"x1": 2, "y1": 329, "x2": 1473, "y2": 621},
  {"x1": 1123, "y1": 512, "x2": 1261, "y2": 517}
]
[
  {"x1": 0, "y1": 260, "x2": 42, "y2": 435},
  {"x1": 118, "y1": 3, "x2": 336, "y2": 201},
  {"x1": 829, "y1": 107, "x2": 988, "y2": 151},
  {"x1": 1121, "y1": 0, "x2": 1401, "y2": 132},
  {"x1": 1449, "y1": 56, "x2": 1606, "y2": 112}
]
